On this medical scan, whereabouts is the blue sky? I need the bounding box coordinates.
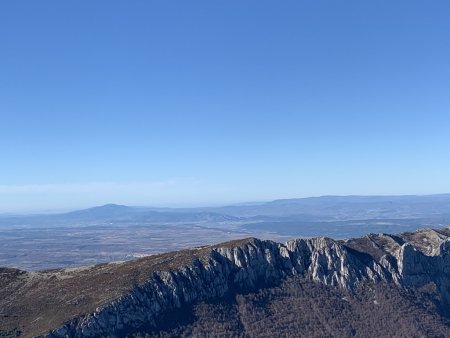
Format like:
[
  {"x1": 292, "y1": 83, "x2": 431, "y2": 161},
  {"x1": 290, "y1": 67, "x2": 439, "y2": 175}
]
[{"x1": 1, "y1": 1, "x2": 449, "y2": 212}]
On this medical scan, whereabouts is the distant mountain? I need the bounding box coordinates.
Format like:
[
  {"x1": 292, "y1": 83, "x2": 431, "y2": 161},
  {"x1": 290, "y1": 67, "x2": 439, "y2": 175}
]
[
  {"x1": 1, "y1": 194, "x2": 449, "y2": 232},
  {"x1": 210, "y1": 193, "x2": 450, "y2": 218},
  {"x1": 0, "y1": 203, "x2": 239, "y2": 228},
  {"x1": 3, "y1": 227, "x2": 450, "y2": 337},
  {"x1": 62, "y1": 204, "x2": 136, "y2": 219}
]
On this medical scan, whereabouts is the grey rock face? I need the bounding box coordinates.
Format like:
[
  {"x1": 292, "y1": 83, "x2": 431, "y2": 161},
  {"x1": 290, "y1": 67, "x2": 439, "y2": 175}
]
[{"x1": 41, "y1": 228, "x2": 450, "y2": 338}]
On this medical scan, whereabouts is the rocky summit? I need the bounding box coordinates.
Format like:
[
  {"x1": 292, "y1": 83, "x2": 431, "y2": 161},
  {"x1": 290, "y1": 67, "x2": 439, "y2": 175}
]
[{"x1": 2, "y1": 228, "x2": 450, "y2": 337}]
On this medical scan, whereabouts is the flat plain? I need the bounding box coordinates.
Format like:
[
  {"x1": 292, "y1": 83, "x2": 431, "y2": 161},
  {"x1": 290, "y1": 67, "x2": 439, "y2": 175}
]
[{"x1": 1, "y1": 194, "x2": 450, "y2": 271}]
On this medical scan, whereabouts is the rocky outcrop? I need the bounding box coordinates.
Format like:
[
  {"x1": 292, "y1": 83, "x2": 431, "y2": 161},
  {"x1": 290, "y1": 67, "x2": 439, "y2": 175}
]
[{"x1": 39, "y1": 228, "x2": 450, "y2": 338}]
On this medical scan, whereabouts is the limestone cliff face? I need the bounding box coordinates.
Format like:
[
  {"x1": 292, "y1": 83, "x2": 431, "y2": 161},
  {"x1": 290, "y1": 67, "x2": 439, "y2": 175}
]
[{"x1": 40, "y1": 229, "x2": 450, "y2": 338}]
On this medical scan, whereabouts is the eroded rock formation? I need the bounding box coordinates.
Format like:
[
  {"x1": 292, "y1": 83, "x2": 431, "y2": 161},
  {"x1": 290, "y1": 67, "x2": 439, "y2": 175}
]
[{"x1": 33, "y1": 228, "x2": 450, "y2": 338}]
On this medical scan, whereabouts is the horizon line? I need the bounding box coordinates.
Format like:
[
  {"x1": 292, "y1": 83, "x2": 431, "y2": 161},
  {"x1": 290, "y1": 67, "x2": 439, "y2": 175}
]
[{"x1": 1, "y1": 192, "x2": 449, "y2": 216}]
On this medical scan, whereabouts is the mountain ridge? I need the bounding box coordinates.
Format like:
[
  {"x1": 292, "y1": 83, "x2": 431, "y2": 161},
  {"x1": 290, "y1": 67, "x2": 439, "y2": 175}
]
[
  {"x1": 3, "y1": 227, "x2": 450, "y2": 337},
  {"x1": 3, "y1": 193, "x2": 450, "y2": 218}
]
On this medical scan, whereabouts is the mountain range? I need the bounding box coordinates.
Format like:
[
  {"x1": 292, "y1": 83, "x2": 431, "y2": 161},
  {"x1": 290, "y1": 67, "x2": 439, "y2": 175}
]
[
  {"x1": 1, "y1": 194, "x2": 450, "y2": 272},
  {"x1": 2, "y1": 193, "x2": 450, "y2": 227}
]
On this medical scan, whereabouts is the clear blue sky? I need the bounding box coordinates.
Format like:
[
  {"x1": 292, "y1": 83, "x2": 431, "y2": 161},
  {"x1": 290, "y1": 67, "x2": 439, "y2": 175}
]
[{"x1": 1, "y1": 1, "x2": 449, "y2": 212}]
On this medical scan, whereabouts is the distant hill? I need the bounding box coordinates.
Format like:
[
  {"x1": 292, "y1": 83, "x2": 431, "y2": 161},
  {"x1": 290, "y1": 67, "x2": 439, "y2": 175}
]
[
  {"x1": 1, "y1": 195, "x2": 449, "y2": 241},
  {"x1": 211, "y1": 193, "x2": 450, "y2": 218},
  {"x1": 62, "y1": 204, "x2": 136, "y2": 219},
  {"x1": 0, "y1": 203, "x2": 239, "y2": 227},
  {"x1": 2, "y1": 193, "x2": 450, "y2": 223}
]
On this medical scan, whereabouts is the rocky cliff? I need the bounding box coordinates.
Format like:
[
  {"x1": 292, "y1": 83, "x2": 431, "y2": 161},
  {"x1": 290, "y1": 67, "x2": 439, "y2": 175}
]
[{"x1": 2, "y1": 228, "x2": 450, "y2": 337}]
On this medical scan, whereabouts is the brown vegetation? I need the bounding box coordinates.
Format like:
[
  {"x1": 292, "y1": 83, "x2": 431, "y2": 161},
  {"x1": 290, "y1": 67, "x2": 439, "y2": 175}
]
[{"x1": 0, "y1": 239, "x2": 253, "y2": 337}]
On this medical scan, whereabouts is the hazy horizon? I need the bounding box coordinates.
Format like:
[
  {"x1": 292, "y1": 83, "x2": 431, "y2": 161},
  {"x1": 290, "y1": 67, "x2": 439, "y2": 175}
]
[
  {"x1": 1, "y1": 1, "x2": 449, "y2": 212},
  {"x1": 2, "y1": 192, "x2": 450, "y2": 215},
  {"x1": 2, "y1": 182, "x2": 450, "y2": 213}
]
